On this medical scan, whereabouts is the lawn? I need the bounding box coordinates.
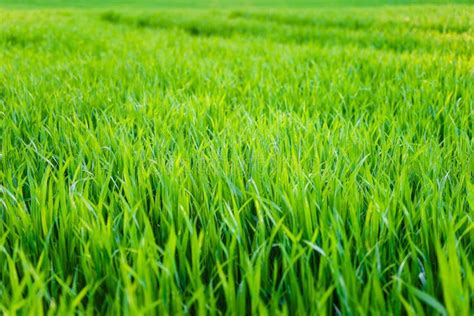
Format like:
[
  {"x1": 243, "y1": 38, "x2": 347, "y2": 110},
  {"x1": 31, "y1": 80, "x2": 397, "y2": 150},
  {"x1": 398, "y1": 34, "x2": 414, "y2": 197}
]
[{"x1": 1, "y1": 1, "x2": 473, "y2": 314}]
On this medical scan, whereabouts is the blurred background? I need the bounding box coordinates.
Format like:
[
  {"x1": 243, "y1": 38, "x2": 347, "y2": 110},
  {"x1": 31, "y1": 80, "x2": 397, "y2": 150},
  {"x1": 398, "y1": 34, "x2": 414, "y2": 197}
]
[{"x1": 1, "y1": 0, "x2": 470, "y2": 8}]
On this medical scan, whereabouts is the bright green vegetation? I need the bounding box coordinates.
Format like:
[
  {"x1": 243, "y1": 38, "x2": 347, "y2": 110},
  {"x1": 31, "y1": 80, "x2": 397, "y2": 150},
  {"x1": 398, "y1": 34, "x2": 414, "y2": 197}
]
[
  {"x1": 1, "y1": 3, "x2": 473, "y2": 315},
  {"x1": 1, "y1": 0, "x2": 472, "y2": 8}
]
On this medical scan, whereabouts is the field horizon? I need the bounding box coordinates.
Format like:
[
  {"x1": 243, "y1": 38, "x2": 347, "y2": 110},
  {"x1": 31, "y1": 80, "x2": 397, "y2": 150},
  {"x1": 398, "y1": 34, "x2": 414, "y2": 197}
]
[{"x1": 1, "y1": 0, "x2": 472, "y2": 9}]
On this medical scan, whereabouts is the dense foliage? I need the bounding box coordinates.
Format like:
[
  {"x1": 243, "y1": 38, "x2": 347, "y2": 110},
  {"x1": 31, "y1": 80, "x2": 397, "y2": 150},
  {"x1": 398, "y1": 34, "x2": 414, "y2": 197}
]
[{"x1": 1, "y1": 3, "x2": 473, "y2": 315}]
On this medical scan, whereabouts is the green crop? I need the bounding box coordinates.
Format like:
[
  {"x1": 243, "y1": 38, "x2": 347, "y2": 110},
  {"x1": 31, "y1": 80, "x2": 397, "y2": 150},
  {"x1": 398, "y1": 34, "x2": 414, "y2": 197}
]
[{"x1": 1, "y1": 2, "x2": 473, "y2": 315}]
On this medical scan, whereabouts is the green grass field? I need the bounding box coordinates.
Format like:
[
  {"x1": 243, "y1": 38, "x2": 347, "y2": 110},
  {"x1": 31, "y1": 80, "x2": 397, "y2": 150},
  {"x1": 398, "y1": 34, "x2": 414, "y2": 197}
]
[
  {"x1": 1, "y1": 0, "x2": 471, "y2": 8},
  {"x1": 1, "y1": 0, "x2": 473, "y2": 314}
]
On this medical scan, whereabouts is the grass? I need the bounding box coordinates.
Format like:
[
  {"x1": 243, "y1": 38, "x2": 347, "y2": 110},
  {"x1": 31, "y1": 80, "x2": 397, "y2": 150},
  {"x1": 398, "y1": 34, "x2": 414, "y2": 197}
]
[
  {"x1": 1, "y1": 0, "x2": 472, "y2": 8},
  {"x1": 0, "y1": 1, "x2": 473, "y2": 315}
]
